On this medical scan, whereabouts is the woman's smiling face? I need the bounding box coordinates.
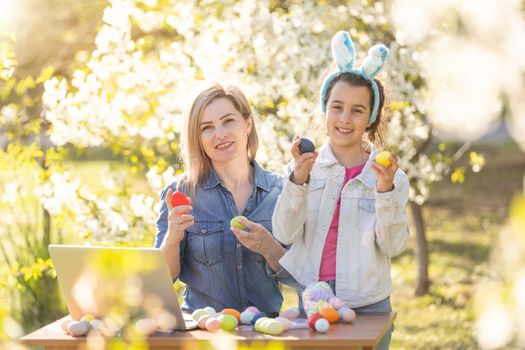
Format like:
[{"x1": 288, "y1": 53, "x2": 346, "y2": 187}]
[{"x1": 199, "y1": 97, "x2": 252, "y2": 164}]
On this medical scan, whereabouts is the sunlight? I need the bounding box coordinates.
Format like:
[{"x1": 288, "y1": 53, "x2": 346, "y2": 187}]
[{"x1": 0, "y1": 0, "x2": 19, "y2": 28}]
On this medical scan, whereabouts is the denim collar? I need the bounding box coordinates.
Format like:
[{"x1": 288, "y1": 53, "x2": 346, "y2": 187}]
[
  {"x1": 202, "y1": 160, "x2": 270, "y2": 192},
  {"x1": 317, "y1": 141, "x2": 378, "y2": 189}
]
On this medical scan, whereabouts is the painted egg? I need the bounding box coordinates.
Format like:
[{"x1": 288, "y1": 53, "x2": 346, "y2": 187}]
[
  {"x1": 80, "y1": 314, "x2": 94, "y2": 322},
  {"x1": 275, "y1": 317, "x2": 292, "y2": 331},
  {"x1": 245, "y1": 306, "x2": 259, "y2": 313},
  {"x1": 221, "y1": 308, "x2": 241, "y2": 322},
  {"x1": 254, "y1": 317, "x2": 270, "y2": 331},
  {"x1": 218, "y1": 314, "x2": 237, "y2": 331},
  {"x1": 307, "y1": 313, "x2": 323, "y2": 329},
  {"x1": 230, "y1": 215, "x2": 247, "y2": 230},
  {"x1": 197, "y1": 315, "x2": 210, "y2": 329},
  {"x1": 314, "y1": 318, "x2": 330, "y2": 333},
  {"x1": 319, "y1": 308, "x2": 339, "y2": 323},
  {"x1": 61, "y1": 320, "x2": 73, "y2": 333},
  {"x1": 90, "y1": 319, "x2": 104, "y2": 332},
  {"x1": 192, "y1": 309, "x2": 208, "y2": 321},
  {"x1": 240, "y1": 311, "x2": 255, "y2": 325},
  {"x1": 204, "y1": 306, "x2": 216, "y2": 316},
  {"x1": 280, "y1": 307, "x2": 300, "y2": 320},
  {"x1": 68, "y1": 321, "x2": 90, "y2": 336},
  {"x1": 299, "y1": 138, "x2": 315, "y2": 154},
  {"x1": 264, "y1": 320, "x2": 284, "y2": 335},
  {"x1": 340, "y1": 308, "x2": 356, "y2": 323},
  {"x1": 251, "y1": 312, "x2": 267, "y2": 325},
  {"x1": 171, "y1": 191, "x2": 190, "y2": 207},
  {"x1": 205, "y1": 317, "x2": 221, "y2": 332}
]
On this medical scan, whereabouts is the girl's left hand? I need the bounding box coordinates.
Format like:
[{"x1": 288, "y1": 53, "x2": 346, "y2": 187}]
[
  {"x1": 230, "y1": 217, "x2": 276, "y2": 256},
  {"x1": 371, "y1": 153, "x2": 399, "y2": 193}
]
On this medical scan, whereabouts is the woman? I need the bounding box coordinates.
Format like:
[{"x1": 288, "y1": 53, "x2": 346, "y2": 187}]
[{"x1": 155, "y1": 84, "x2": 289, "y2": 316}]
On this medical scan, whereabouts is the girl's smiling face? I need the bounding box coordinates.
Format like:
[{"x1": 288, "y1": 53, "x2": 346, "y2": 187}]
[{"x1": 325, "y1": 80, "x2": 371, "y2": 150}]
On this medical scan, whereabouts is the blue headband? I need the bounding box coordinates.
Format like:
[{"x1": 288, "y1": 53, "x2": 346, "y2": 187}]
[{"x1": 320, "y1": 31, "x2": 389, "y2": 125}]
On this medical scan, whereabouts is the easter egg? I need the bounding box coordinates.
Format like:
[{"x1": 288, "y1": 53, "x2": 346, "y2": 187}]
[
  {"x1": 319, "y1": 308, "x2": 339, "y2": 323},
  {"x1": 280, "y1": 307, "x2": 300, "y2": 320},
  {"x1": 275, "y1": 317, "x2": 292, "y2": 331},
  {"x1": 314, "y1": 318, "x2": 330, "y2": 333},
  {"x1": 245, "y1": 306, "x2": 259, "y2": 313},
  {"x1": 254, "y1": 317, "x2": 270, "y2": 331},
  {"x1": 197, "y1": 315, "x2": 210, "y2": 329},
  {"x1": 375, "y1": 151, "x2": 392, "y2": 167},
  {"x1": 80, "y1": 314, "x2": 94, "y2": 322},
  {"x1": 205, "y1": 317, "x2": 221, "y2": 332},
  {"x1": 134, "y1": 318, "x2": 157, "y2": 336},
  {"x1": 264, "y1": 320, "x2": 284, "y2": 335},
  {"x1": 299, "y1": 138, "x2": 315, "y2": 154},
  {"x1": 251, "y1": 312, "x2": 267, "y2": 325},
  {"x1": 171, "y1": 191, "x2": 190, "y2": 207},
  {"x1": 340, "y1": 307, "x2": 356, "y2": 323},
  {"x1": 204, "y1": 306, "x2": 217, "y2": 316},
  {"x1": 230, "y1": 215, "x2": 247, "y2": 230},
  {"x1": 218, "y1": 314, "x2": 237, "y2": 331},
  {"x1": 192, "y1": 309, "x2": 208, "y2": 321},
  {"x1": 90, "y1": 319, "x2": 104, "y2": 332},
  {"x1": 307, "y1": 313, "x2": 323, "y2": 329},
  {"x1": 61, "y1": 319, "x2": 73, "y2": 333},
  {"x1": 240, "y1": 311, "x2": 255, "y2": 325},
  {"x1": 68, "y1": 321, "x2": 90, "y2": 336},
  {"x1": 221, "y1": 308, "x2": 241, "y2": 322}
]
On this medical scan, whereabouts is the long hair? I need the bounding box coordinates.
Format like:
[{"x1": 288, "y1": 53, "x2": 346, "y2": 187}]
[{"x1": 180, "y1": 83, "x2": 258, "y2": 197}]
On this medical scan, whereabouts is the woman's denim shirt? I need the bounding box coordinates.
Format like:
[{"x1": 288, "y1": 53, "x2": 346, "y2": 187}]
[{"x1": 155, "y1": 161, "x2": 288, "y2": 315}]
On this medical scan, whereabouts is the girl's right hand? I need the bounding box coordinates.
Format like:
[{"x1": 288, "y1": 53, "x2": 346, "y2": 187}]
[
  {"x1": 290, "y1": 135, "x2": 318, "y2": 185},
  {"x1": 162, "y1": 188, "x2": 194, "y2": 248}
]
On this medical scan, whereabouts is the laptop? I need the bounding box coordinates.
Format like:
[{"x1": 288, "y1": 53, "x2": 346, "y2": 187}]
[{"x1": 49, "y1": 244, "x2": 197, "y2": 330}]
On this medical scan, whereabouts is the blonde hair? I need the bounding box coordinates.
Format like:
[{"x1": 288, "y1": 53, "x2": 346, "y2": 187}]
[{"x1": 180, "y1": 84, "x2": 258, "y2": 197}]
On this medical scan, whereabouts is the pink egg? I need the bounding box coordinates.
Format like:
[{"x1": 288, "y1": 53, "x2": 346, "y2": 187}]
[
  {"x1": 245, "y1": 306, "x2": 259, "y2": 313},
  {"x1": 340, "y1": 308, "x2": 356, "y2": 323},
  {"x1": 280, "y1": 308, "x2": 299, "y2": 320},
  {"x1": 197, "y1": 315, "x2": 210, "y2": 329},
  {"x1": 205, "y1": 317, "x2": 221, "y2": 332}
]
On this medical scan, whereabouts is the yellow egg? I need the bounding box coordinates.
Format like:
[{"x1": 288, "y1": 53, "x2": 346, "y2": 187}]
[{"x1": 375, "y1": 151, "x2": 392, "y2": 167}]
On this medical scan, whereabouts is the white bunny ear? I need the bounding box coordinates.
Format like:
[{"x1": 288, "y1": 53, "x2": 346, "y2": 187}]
[
  {"x1": 331, "y1": 31, "x2": 355, "y2": 71},
  {"x1": 360, "y1": 44, "x2": 389, "y2": 78}
]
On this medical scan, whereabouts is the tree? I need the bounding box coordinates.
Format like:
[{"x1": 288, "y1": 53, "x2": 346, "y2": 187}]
[{"x1": 40, "y1": 0, "x2": 487, "y2": 296}]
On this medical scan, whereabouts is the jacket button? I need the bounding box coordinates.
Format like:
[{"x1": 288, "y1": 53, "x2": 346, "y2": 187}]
[{"x1": 201, "y1": 229, "x2": 206, "y2": 234}]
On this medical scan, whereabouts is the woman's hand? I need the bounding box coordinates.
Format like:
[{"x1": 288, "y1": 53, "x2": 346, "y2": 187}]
[
  {"x1": 230, "y1": 217, "x2": 285, "y2": 271},
  {"x1": 290, "y1": 135, "x2": 318, "y2": 185},
  {"x1": 161, "y1": 188, "x2": 194, "y2": 248},
  {"x1": 371, "y1": 153, "x2": 399, "y2": 193}
]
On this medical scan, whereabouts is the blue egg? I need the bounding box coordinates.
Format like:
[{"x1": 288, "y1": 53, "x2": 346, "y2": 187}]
[
  {"x1": 251, "y1": 312, "x2": 267, "y2": 325},
  {"x1": 299, "y1": 138, "x2": 315, "y2": 154}
]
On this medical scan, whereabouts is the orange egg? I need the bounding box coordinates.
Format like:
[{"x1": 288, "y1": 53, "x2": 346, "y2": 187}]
[
  {"x1": 319, "y1": 307, "x2": 340, "y2": 323},
  {"x1": 222, "y1": 308, "x2": 241, "y2": 322}
]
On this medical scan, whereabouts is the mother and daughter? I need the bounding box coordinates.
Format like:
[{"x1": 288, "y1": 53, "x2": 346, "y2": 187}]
[{"x1": 154, "y1": 31, "x2": 410, "y2": 349}]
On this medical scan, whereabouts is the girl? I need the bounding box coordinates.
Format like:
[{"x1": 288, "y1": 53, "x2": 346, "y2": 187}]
[
  {"x1": 272, "y1": 31, "x2": 409, "y2": 349},
  {"x1": 155, "y1": 84, "x2": 290, "y2": 316}
]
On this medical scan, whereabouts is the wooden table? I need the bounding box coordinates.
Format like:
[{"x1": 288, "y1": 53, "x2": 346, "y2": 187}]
[{"x1": 21, "y1": 312, "x2": 395, "y2": 350}]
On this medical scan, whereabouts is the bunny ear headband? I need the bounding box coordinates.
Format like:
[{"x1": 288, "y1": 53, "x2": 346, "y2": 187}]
[{"x1": 319, "y1": 31, "x2": 389, "y2": 125}]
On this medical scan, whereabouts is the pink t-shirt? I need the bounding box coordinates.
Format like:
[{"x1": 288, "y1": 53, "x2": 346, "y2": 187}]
[{"x1": 319, "y1": 163, "x2": 366, "y2": 281}]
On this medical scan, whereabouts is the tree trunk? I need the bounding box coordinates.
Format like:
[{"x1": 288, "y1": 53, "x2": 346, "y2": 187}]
[{"x1": 409, "y1": 201, "x2": 430, "y2": 296}]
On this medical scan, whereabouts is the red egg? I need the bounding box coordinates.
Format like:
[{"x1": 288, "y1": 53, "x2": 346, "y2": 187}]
[
  {"x1": 171, "y1": 191, "x2": 190, "y2": 214},
  {"x1": 307, "y1": 313, "x2": 324, "y2": 329}
]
